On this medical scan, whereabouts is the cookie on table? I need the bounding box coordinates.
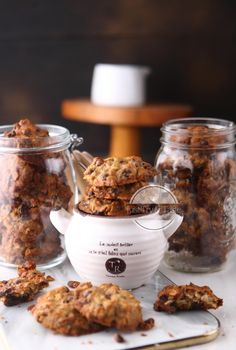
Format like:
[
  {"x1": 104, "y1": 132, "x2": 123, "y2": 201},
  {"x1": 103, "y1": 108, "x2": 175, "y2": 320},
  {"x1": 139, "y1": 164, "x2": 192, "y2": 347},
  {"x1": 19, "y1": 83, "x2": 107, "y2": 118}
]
[
  {"x1": 86, "y1": 181, "x2": 148, "y2": 200},
  {"x1": 75, "y1": 282, "x2": 143, "y2": 331},
  {"x1": 154, "y1": 283, "x2": 223, "y2": 313},
  {"x1": 0, "y1": 262, "x2": 54, "y2": 306},
  {"x1": 30, "y1": 286, "x2": 103, "y2": 336},
  {"x1": 84, "y1": 156, "x2": 157, "y2": 187}
]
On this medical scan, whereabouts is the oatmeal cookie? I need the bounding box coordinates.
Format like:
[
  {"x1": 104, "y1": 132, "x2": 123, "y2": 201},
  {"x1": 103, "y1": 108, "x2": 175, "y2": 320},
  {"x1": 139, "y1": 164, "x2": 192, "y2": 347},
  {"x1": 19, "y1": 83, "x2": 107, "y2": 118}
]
[
  {"x1": 84, "y1": 156, "x2": 157, "y2": 187},
  {"x1": 0, "y1": 262, "x2": 54, "y2": 306},
  {"x1": 4, "y1": 118, "x2": 48, "y2": 139},
  {"x1": 75, "y1": 282, "x2": 143, "y2": 331},
  {"x1": 30, "y1": 286, "x2": 103, "y2": 336},
  {"x1": 86, "y1": 181, "x2": 148, "y2": 200},
  {"x1": 78, "y1": 196, "x2": 155, "y2": 216},
  {"x1": 154, "y1": 283, "x2": 223, "y2": 313},
  {"x1": 78, "y1": 196, "x2": 129, "y2": 216}
]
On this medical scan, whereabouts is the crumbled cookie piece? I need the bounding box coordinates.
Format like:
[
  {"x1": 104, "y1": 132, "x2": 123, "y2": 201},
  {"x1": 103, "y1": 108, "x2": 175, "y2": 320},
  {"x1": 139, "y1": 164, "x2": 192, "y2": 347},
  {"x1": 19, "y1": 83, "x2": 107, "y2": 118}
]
[
  {"x1": 113, "y1": 333, "x2": 126, "y2": 343},
  {"x1": 75, "y1": 282, "x2": 143, "y2": 331},
  {"x1": 84, "y1": 156, "x2": 157, "y2": 187},
  {"x1": 30, "y1": 286, "x2": 103, "y2": 336},
  {"x1": 138, "y1": 318, "x2": 155, "y2": 331},
  {"x1": 154, "y1": 283, "x2": 223, "y2": 313},
  {"x1": 0, "y1": 262, "x2": 54, "y2": 306},
  {"x1": 68, "y1": 281, "x2": 80, "y2": 289}
]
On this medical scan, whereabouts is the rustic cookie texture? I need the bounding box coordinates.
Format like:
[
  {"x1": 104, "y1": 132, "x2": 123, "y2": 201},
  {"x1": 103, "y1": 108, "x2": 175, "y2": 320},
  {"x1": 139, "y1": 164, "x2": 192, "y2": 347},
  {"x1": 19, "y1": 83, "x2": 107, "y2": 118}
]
[
  {"x1": 0, "y1": 118, "x2": 73, "y2": 264},
  {"x1": 84, "y1": 156, "x2": 157, "y2": 187},
  {"x1": 75, "y1": 282, "x2": 143, "y2": 331},
  {"x1": 78, "y1": 196, "x2": 155, "y2": 216},
  {"x1": 0, "y1": 262, "x2": 54, "y2": 306},
  {"x1": 78, "y1": 196, "x2": 129, "y2": 216},
  {"x1": 78, "y1": 156, "x2": 156, "y2": 217},
  {"x1": 86, "y1": 181, "x2": 148, "y2": 200},
  {"x1": 154, "y1": 283, "x2": 223, "y2": 313},
  {"x1": 30, "y1": 286, "x2": 103, "y2": 336}
]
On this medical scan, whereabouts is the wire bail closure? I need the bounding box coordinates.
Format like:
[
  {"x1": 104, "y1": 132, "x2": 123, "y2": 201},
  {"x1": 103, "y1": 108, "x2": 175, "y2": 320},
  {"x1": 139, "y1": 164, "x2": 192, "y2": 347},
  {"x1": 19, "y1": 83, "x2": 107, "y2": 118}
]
[{"x1": 70, "y1": 134, "x2": 84, "y2": 152}]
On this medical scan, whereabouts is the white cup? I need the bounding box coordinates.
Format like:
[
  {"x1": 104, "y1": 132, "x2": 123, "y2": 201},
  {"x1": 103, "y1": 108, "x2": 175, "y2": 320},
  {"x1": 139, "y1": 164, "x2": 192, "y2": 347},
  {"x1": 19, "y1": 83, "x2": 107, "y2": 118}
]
[{"x1": 91, "y1": 64, "x2": 151, "y2": 107}]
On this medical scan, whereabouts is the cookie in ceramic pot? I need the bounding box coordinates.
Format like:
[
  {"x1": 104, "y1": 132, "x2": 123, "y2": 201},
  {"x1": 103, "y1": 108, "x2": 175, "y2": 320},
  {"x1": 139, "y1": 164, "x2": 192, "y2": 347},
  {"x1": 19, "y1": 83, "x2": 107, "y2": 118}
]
[
  {"x1": 86, "y1": 181, "x2": 148, "y2": 200},
  {"x1": 84, "y1": 156, "x2": 157, "y2": 187}
]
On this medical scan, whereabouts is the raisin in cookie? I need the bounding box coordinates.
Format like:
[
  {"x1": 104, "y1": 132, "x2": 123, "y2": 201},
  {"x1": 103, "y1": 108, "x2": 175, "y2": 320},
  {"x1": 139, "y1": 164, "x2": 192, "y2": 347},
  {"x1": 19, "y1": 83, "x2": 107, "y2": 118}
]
[
  {"x1": 0, "y1": 262, "x2": 54, "y2": 306},
  {"x1": 84, "y1": 156, "x2": 157, "y2": 187},
  {"x1": 30, "y1": 286, "x2": 103, "y2": 336},
  {"x1": 154, "y1": 283, "x2": 223, "y2": 313},
  {"x1": 75, "y1": 282, "x2": 143, "y2": 331}
]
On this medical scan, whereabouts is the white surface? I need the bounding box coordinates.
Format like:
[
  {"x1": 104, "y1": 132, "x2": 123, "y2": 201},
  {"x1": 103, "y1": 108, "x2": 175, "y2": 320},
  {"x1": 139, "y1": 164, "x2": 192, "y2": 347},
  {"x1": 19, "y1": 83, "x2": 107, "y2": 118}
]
[
  {"x1": 91, "y1": 63, "x2": 150, "y2": 106},
  {"x1": 0, "y1": 260, "x2": 220, "y2": 350},
  {"x1": 159, "y1": 249, "x2": 236, "y2": 349}
]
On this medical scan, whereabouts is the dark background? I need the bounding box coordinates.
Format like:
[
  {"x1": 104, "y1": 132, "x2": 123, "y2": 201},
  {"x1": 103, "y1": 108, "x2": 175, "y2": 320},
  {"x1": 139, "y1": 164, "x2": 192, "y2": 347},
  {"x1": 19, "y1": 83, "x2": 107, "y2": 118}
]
[{"x1": 0, "y1": 1, "x2": 235, "y2": 159}]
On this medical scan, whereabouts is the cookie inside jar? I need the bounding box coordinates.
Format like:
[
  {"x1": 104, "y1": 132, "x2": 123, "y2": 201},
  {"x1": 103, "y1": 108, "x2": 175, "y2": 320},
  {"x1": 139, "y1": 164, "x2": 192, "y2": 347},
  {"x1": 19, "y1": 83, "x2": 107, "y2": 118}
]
[
  {"x1": 0, "y1": 119, "x2": 75, "y2": 267},
  {"x1": 155, "y1": 118, "x2": 236, "y2": 272}
]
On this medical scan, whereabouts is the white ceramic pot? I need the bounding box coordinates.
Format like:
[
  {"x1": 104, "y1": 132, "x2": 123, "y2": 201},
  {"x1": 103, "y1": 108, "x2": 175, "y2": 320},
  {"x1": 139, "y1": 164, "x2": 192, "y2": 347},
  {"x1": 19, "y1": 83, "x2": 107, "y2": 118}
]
[
  {"x1": 50, "y1": 209, "x2": 182, "y2": 289},
  {"x1": 91, "y1": 63, "x2": 151, "y2": 107}
]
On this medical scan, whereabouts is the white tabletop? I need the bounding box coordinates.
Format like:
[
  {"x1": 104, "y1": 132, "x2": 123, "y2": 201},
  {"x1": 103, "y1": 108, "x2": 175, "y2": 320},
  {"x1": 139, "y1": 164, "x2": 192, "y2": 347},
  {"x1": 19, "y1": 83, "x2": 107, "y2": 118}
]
[
  {"x1": 159, "y1": 249, "x2": 236, "y2": 349},
  {"x1": 0, "y1": 251, "x2": 235, "y2": 350}
]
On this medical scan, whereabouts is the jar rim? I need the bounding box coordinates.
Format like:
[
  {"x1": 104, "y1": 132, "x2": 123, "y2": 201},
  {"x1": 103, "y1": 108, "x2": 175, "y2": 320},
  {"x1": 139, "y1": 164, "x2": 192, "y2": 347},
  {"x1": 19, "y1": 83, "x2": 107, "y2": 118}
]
[
  {"x1": 0, "y1": 124, "x2": 71, "y2": 153},
  {"x1": 161, "y1": 117, "x2": 236, "y2": 149},
  {"x1": 161, "y1": 117, "x2": 236, "y2": 133}
]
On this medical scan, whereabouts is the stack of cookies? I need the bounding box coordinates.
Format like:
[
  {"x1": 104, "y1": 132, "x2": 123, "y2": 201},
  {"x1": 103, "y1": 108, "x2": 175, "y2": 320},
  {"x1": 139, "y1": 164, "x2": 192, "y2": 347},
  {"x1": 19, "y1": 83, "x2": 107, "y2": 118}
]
[{"x1": 78, "y1": 156, "x2": 157, "y2": 216}]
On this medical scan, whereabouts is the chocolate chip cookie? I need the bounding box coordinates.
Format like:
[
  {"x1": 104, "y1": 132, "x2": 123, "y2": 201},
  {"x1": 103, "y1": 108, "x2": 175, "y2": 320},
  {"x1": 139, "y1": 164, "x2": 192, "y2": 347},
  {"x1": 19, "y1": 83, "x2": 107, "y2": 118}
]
[
  {"x1": 30, "y1": 286, "x2": 103, "y2": 336},
  {"x1": 86, "y1": 181, "x2": 148, "y2": 200},
  {"x1": 75, "y1": 282, "x2": 143, "y2": 331},
  {"x1": 78, "y1": 195, "x2": 155, "y2": 216},
  {"x1": 84, "y1": 156, "x2": 157, "y2": 187}
]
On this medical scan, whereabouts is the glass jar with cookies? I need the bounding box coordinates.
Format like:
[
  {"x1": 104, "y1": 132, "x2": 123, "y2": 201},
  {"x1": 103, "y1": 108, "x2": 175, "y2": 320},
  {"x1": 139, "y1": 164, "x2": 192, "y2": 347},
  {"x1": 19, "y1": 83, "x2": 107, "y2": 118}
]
[
  {"x1": 155, "y1": 118, "x2": 236, "y2": 272},
  {"x1": 0, "y1": 119, "x2": 82, "y2": 268}
]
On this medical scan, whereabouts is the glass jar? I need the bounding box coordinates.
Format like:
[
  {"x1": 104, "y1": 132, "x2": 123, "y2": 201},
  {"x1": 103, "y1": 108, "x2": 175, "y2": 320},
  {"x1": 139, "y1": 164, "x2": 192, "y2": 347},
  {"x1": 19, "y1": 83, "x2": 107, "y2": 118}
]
[
  {"x1": 0, "y1": 122, "x2": 83, "y2": 268},
  {"x1": 155, "y1": 118, "x2": 236, "y2": 272}
]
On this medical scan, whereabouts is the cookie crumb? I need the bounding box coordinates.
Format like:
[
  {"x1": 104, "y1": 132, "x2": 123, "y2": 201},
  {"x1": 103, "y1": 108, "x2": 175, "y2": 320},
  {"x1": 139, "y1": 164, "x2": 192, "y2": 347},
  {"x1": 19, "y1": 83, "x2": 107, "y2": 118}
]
[
  {"x1": 141, "y1": 333, "x2": 147, "y2": 336},
  {"x1": 168, "y1": 331, "x2": 174, "y2": 337},
  {"x1": 138, "y1": 318, "x2": 155, "y2": 331},
  {"x1": 27, "y1": 304, "x2": 35, "y2": 311},
  {"x1": 113, "y1": 333, "x2": 126, "y2": 343},
  {"x1": 68, "y1": 281, "x2": 80, "y2": 289}
]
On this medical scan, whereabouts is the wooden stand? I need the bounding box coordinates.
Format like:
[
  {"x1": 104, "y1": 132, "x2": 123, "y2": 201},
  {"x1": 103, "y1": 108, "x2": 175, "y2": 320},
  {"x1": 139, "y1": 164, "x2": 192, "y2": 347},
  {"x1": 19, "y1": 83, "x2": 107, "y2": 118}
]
[{"x1": 62, "y1": 99, "x2": 192, "y2": 156}]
